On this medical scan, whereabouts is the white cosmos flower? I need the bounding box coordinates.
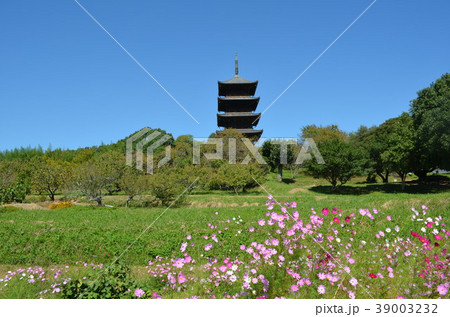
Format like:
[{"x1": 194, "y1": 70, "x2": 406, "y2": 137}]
[
  {"x1": 336, "y1": 238, "x2": 341, "y2": 243},
  {"x1": 386, "y1": 228, "x2": 391, "y2": 233},
  {"x1": 231, "y1": 264, "x2": 238, "y2": 271},
  {"x1": 361, "y1": 240, "x2": 367, "y2": 245},
  {"x1": 226, "y1": 270, "x2": 233, "y2": 275},
  {"x1": 229, "y1": 275, "x2": 237, "y2": 282},
  {"x1": 426, "y1": 217, "x2": 433, "y2": 222},
  {"x1": 432, "y1": 229, "x2": 439, "y2": 235},
  {"x1": 421, "y1": 227, "x2": 426, "y2": 232}
]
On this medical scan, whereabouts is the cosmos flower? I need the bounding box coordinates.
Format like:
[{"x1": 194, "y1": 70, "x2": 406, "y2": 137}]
[
  {"x1": 134, "y1": 288, "x2": 145, "y2": 298},
  {"x1": 317, "y1": 285, "x2": 326, "y2": 294},
  {"x1": 178, "y1": 273, "x2": 186, "y2": 284},
  {"x1": 349, "y1": 278, "x2": 358, "y2": 286},
  {"x1": 436, "y1": 284, "x2": 448, "y2": 296}
]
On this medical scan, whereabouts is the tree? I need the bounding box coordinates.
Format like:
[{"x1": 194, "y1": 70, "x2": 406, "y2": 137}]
[
  {"x1": 149, "y1": 171, "x2": 185, "y2": 207},
  {"x1": 380, "y1": 113, "x2": 414, "y2": 190},
  {"x1": 300, "y1": 124, "x2": 347, "y2": 144},
  {"x1": 305, "y1": 139, "x2": 364, "y2": 191},
  {"x1": 208, "y1": 163, "x2": 266, "y2": 194},
  {"x1": 95, "y1": 151, "x2": 125, "y2": 195},
  {"x1": 32, "y1": 158, "x2": 71, "y2": 201},
  {"x1": 118, "y1": 167, "x2": 149, "y2": 208},
  {"x1": 73, "y1": 160, "x2": 113, "y2": 206},
  {"x1": 410, "y1": 73, "x2": 450, "y2": 181},
  {"x1": 261, "y1": 139, "x2": 295, "y2": 182},
  {"x1": 0, "y1": 160, "x2": 31, "y2": 203}
]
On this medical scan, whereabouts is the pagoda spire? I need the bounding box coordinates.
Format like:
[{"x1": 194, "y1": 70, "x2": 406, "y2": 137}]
[{"x1": 235, "y1": 53, "x2": 239, "y2": 76}]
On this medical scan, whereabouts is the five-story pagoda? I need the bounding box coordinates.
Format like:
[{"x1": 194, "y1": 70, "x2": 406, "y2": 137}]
[{"x1": 217, "y1": 55, "x2": 263, "y2": 141}]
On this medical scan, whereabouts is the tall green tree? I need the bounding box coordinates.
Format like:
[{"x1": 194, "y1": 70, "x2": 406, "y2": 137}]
[
  {"x1": 380, "y1": 113, "x2": 414, "y2": 190},
  {"x1": 410, "y1": 73, "x2": 450, "y2": 180},
  {"x1": 305, "y1": 139, "x2": 364, "y2": 191}
]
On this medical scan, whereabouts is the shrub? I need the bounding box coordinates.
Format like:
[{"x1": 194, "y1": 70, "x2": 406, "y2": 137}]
[{"x1": 61, "y1": 263, "x2": 138, "y2": 299}]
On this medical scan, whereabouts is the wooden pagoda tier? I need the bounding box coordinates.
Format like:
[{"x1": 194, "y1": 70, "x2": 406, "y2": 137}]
[
  {"x1": 217, "y1": 112, "x2": 261, "y2": 128},
  {"x1": 217, "y1": 55, "x2": 263, "y2": 141},
  {"x1": 218, "y1": 96, "x2": 260, "y2": 112}
]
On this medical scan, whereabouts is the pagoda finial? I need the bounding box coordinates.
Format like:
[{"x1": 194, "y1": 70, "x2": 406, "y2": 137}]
[{"x1": 235, "y1": 53, "x2": 239, "y2": 76}]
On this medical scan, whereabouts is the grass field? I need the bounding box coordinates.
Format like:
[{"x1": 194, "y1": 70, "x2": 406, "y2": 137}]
[{"x1": 0, "y1": 173, "x2": 449, "y2": 298}]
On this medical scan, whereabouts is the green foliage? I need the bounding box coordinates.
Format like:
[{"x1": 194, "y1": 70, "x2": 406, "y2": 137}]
[
  {"x1": 149, "y1": 171, "x2": 186, "y2": 207},
  {"x1": 306, "y1": 139, "x2": 365, "y2": 191},
  {"x1": 208, "y1": 163, "x2": 267, "y2": 194},
  {"x1": 380, "y1": 113, "x2": 414, "y2": 189},
  {"x1": 0, "y1": 179, "x2": 29, "y2": 204},
  {"x1": 410, "y1": 73, "x2": 450, "y2": 174},
  {"x1": 300, "y1": 124, "x2": 347, "y2": 144},
  {"x1": 61, "y1": 263, "x2": 138, "y2": 299},
  {"x1": 118, "y1": 167, "x2": 149, "y2": 207},
  {"x1": 32, "y1": 158, "x2": 71, "y2": 201}
]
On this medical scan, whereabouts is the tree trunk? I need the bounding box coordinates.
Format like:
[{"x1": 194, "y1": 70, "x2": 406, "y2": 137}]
[
  {"x1": 331, "y1": 181, "x2": 337, "y2": 191},
  {"x1": 277, "y1": 165, "x2": 283, "y2": 182},
  {"x1": 376, "y1": 171, "x2": 389, "y2": 183},
  {"x1": 414, "y1": 170, "x2": 428, "y2": 183}
]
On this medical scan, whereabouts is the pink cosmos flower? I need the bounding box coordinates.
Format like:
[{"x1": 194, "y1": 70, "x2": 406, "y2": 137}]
[
  {"x1": 134, "y1": 288, "x2": 145, "y2": 298},
  {"x1": 249, "y1": 227, "x2": 255, "y2": 232},
  {"x1": 258, "y1": 219, "x2": 265, "y2": 226},
  {"x1": 180, "y1": 242, "x2": 188, "y2": 252},
  {"x1": 387, "y1": 215, "x2": 392, "y2": 221},
  {"x1": 333, "y1": 217, "x2": 340, "y2": 223},
  {"x1": 291, "y1": 285, "x2": 299, "y2": 292},
  {"x1": 177, "y1": 273, "x2": 186, "y2": 284},
  {"x1": 349, "y1": 278, "x2": 358, "y2": 286},
  {"x1": 344, "y1": 216, "x2": 351, "y2": 223},
  {"x1": 322, "y1": 208, "x2": 329, "y2": 216},
  {"x1": 348, "y1": 290, "x2": 355, "y2": 299},
  {"x1": 317, "y1": 285, "x2": 326, "y2": 294},
  {"x1": 186, "y1": 234, "x2": 192, "y2": 240},
  {"x1": 436, "y1": 284, "x2": 448, "y2": 295},
  {"x1": 435, "y1": 235, "x2": 443, "y2": 241},
  {"x1": 348, "y1": 258, "x2": 355, "y2": 264}
]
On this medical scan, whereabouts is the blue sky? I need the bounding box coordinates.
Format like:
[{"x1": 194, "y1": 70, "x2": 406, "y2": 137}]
[{"x1": 1, "y1": 0, "x2": 449, "y2": 150}]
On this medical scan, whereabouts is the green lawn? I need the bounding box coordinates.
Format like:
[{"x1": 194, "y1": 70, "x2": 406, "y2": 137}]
[{"x1": 0, "y1": 172, "x2": 448, "y2": 298}]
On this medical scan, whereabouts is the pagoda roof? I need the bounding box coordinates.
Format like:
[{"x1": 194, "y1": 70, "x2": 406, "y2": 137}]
[
  {"x1": 218, "y1": 75, "x2": 258, "y2": 85},
  {"x1": 218, "y1": 76, "x2": 258, "y2": 96},
  {"x1": 217, "y1": 112, "x2": 261, "y2": 128}
]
